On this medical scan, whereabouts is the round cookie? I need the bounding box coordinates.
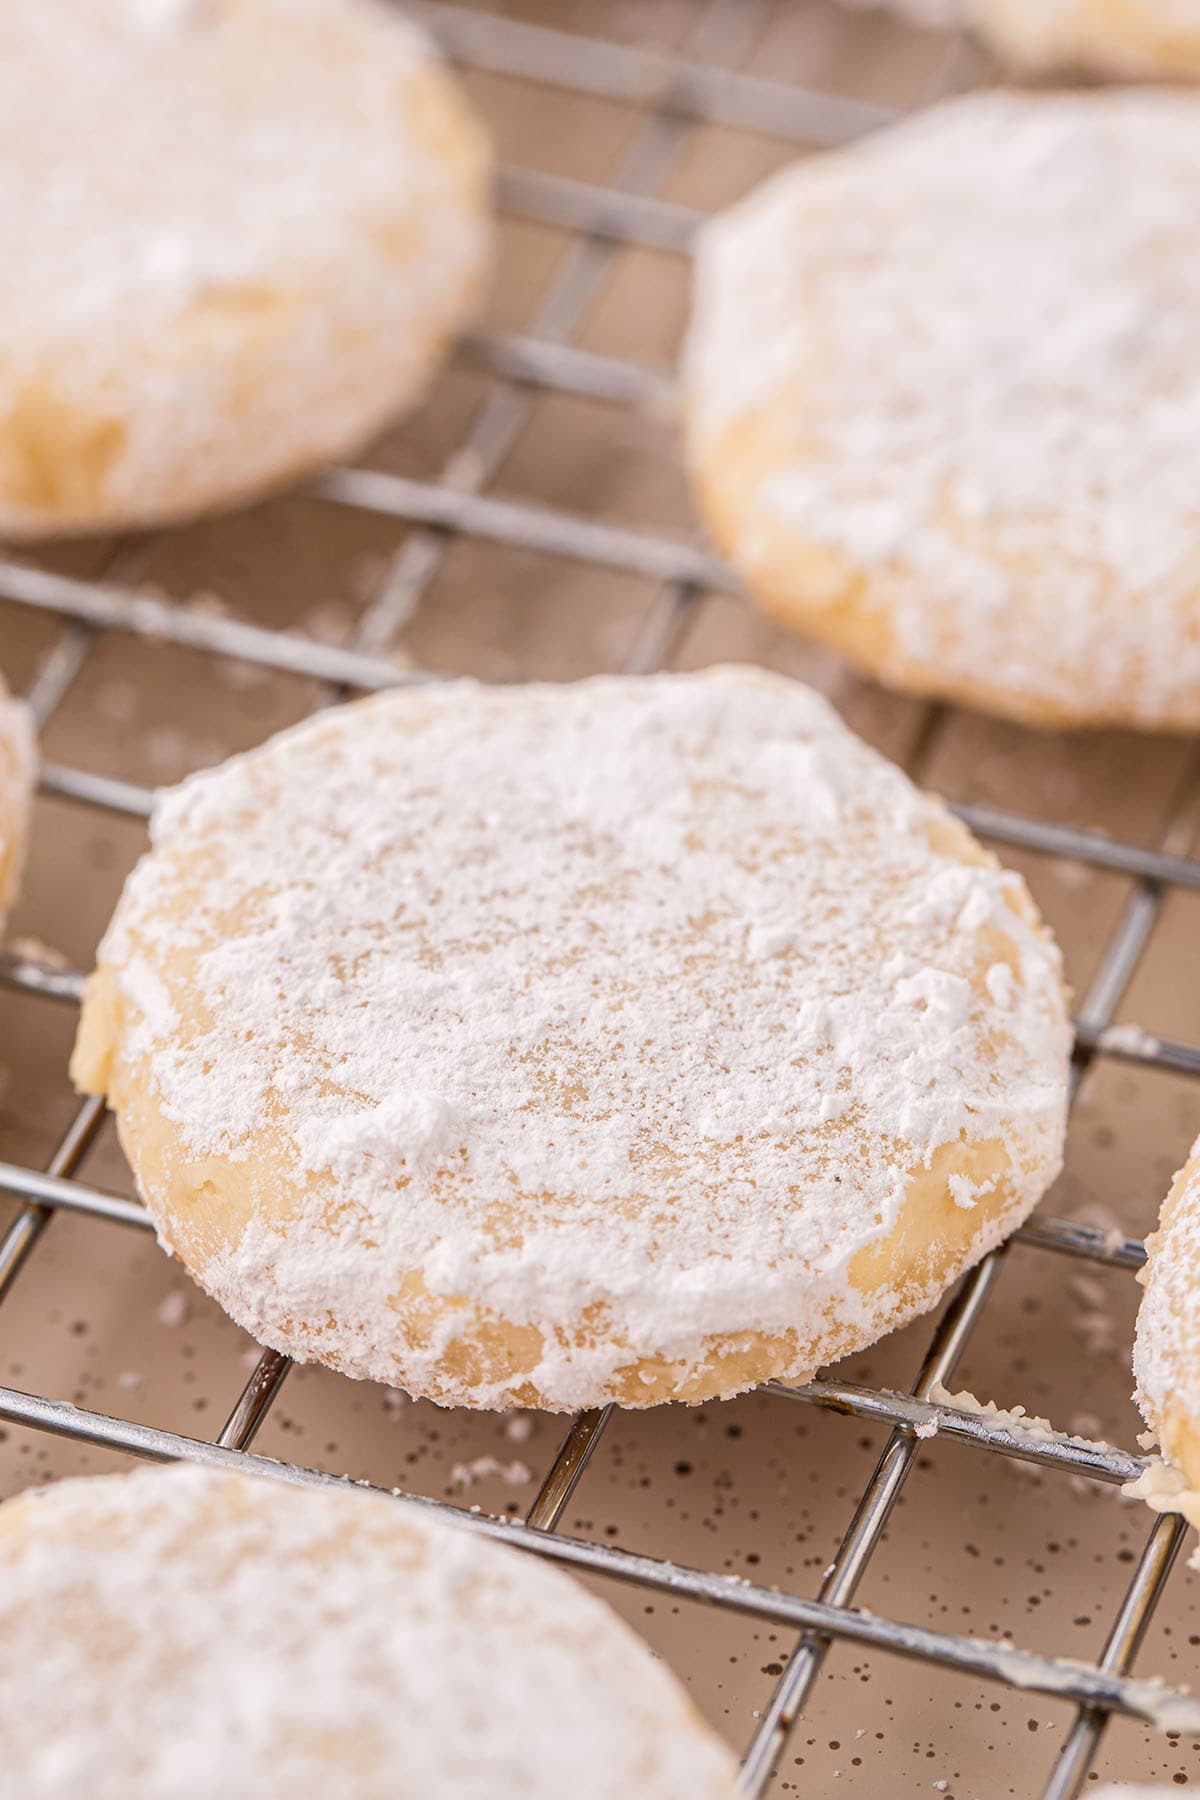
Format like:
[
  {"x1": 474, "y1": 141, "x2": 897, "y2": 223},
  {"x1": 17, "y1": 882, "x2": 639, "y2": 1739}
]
[
  {"x1": 0, "y1": 673, "x2": 34, "y2": 931},
  {"x1": 684, "y1": 90, "x2": 1200, "y2": 732},
  {"x1": 1134, "y1": 1133, "x2": 1200, "y2": 1488},
  {"x1": 0, "y1": 0, "x2": 491, "y2": 538},
  {"x1": 973, "y1": 0, "x2": 1200, "y2": 80},
  {"x1": 0, "y1": 1463, "x2": 739, "y2": 1797},
  {"x1": 72, "y1": 667, "x2": 1071, "y2": 1409}
]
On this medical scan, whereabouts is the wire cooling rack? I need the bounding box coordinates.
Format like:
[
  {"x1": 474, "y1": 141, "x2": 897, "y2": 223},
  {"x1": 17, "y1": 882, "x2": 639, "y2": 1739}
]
[{"x1": 2, "y1": 3, "x2": 1200, "y2": 1795}]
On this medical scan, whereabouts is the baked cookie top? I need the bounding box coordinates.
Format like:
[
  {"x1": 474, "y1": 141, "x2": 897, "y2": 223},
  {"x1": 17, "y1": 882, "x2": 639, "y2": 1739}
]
[
  {"x1": 74, "y1": 668, "x2": 1070, "y2": 1407},
  {"x1": 0, "y1": 1464, "x2": 739, "y2": 1797},
  {"x1": 685, "y1": 89, "x2": 1200, "y2": 730},
  {"x1": 0, "y1": 0, "x2": 490, "y2": 534}
]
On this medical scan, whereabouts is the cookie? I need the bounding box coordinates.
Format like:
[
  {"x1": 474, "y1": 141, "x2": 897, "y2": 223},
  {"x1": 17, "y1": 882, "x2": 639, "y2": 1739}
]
[
  {"x1": 0, "y1": 673, "x2": 34, "y2": 931},
  {"x1": 684, "y1": 90, "x2": 1200, "y2": 731},
  {"x1": 0, "y1": 1463, "x2": 739, "y2": 1797},
  {"x1": 1134, "y1": 1133, "x2": 1200, "y2": 1488},
  {"x1": 0, "y1": 0, "x2": 491, "y2": 538},
  {"x1": 974, "y1": 0, "x2": 1200, "y2": 80},
  {"x1": 72, "y1": 667, "x2": 1070, "y2": 1409}
]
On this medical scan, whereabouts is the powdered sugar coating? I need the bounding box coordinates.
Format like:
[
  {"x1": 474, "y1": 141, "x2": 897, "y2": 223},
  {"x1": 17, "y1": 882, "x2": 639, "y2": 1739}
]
[
  {"x1": 1134, "y1": 1134, "x2": 1200, "y2": 1485},
  {"x1": 0, "y1": 1463, "x2": 738, "y2": 1797},
  {"x1": 74, "y1": 668, "x2": 1069, "y2": 1408},
  {"x1": 0, "y1": 0, "x2": 491, "y2": 535},
  {"x1": 685, "y1": 89, "x2": 1200, "y2": 730},
  {"x1": 0, "y1": 674, "x2": 35, "y2": 931}
]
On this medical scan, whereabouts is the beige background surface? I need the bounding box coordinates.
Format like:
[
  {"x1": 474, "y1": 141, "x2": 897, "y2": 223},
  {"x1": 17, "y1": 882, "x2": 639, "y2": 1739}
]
[{"x1": 1, "y1": 3, "x2": 1198, "y2": 1795}]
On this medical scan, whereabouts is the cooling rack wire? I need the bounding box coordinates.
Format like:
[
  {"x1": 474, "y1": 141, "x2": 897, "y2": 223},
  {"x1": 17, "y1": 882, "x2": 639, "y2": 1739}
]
[{"x1": 2, "y1": 3, "x2": 1200, "y2": 1794}]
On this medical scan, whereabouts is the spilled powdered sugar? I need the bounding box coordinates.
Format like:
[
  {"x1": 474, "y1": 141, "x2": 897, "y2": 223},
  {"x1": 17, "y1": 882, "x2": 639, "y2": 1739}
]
[
  {"x1": 686, "y1": 90, "x2": 1200, "y2": 726},
  {"x1": 448, "y1": 1455, "x2": 533, "y2": 1491},
  {"x1": 92, "y1": 669, "x2": 1069, "y2": 1406},
  {"x1": 0, "y1": 1464, "x2": 738, "y2": 1797},
  {"x1": 1097, "y1": 1022, "x2": 1163, "y2": 1060}
]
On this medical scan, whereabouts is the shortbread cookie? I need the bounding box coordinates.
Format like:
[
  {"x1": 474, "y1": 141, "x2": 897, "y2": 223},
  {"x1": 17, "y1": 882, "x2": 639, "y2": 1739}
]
[
  {"x1": 1134, "y1": 1134, "x2": 1200, "y2": 1487},
  {"x1": 0, "y1": 0, "x2": 490, "y2": 538},
  {"x1": 0, "y1": 1464, "x2": 738, "y2": 1797},
  {"x1": 72, "y1": 668, "x2": 1070, "y2": 1409},
  {"x1": 685, "y1": 90, "x2": 1200, "y2": 731},
  {"x1": 974, "y1": 0, "x2": 1200, "y2": 80},
  {"x1": 0, "y1": 674, "x2": 34, "y2": 930}
]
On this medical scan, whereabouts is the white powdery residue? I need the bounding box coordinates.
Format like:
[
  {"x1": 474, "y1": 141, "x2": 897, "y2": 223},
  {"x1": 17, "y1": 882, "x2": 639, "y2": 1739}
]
[
  {"x1": 448, "y1": 1456, "x2": 533, "y2": 1491},
  {"x1": 504, "y1": 1414, "x2": 534, "y2": 1443},
  {"x1": 999, "y1": 1637, "x2": 1200, "y2": 1734},
  {"x1": 930, "y1": 1383, "x2": 1111, "y2": 1452},
  {"x1": 985, "y1": 962, "x2": 1016, "y2": 1008},
  {"x1": 914, "y1": 1416, "x2": 939, "y2": 1439},
  {"x1": 156, "y1": 1290, "x2": 189, "y2": 1328},
  {"x1": 1098, "y1": 1022, "x2": 1162, "y2": 1059},
  {"x1": 296, "y1": 1086, "x2": 463, "y2": 1184},
  {"x1": 1122, "y1": 1457, "x2": 1200, "y2": 1557},
  {"x1": 96, "y1": 669, "x2": 1069, "y2": 1406},
  {"x1": 0, "y1": 1465, "x2": 741, "y2": 1797},
  {"x1": 760, "y1": 476, "x2": 909, "y2": 570},
  {"x1": 115, "y1": 956, "x2": 179, "y2": 1056},
  {"x1": 947, "y1": 1173, "x2": 995, "y2": 1212},
  {"x1": 685, "y1": 90, "x2": 1200, "y2": 725},
  {"x1": 892, "y1": 966, "x2": 972, "y2": 1034},
  {"x1": 746, "y1": 917, "x2": 797, "y2": 962}
]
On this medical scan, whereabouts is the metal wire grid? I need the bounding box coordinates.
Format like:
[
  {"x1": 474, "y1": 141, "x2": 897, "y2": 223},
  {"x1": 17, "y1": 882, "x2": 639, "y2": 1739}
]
[{"x1": 0, "y1": 3, "x2": 1197, "y2": 1793}]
